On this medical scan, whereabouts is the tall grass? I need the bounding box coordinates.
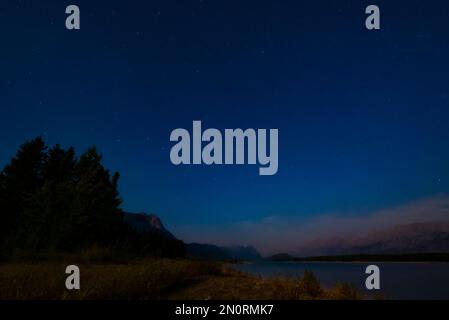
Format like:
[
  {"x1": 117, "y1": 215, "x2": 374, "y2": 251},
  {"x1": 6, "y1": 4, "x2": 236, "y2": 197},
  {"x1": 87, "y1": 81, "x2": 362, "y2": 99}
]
[{"x1": 0, "y1": 259, "x2": 363, "y2": 300}]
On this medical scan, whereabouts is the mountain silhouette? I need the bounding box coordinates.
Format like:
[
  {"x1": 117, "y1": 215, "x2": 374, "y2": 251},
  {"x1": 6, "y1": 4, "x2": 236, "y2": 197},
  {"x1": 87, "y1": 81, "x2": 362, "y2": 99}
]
[
  {"x1": 294, "y1": 221, "x2": 449, "y2": 256},
  {"x1": 123, "y1": 212, "x2": 176, "y2": 239},
  {"x1": 123, "y1": 212, "x2": 262, "y2": 261}
]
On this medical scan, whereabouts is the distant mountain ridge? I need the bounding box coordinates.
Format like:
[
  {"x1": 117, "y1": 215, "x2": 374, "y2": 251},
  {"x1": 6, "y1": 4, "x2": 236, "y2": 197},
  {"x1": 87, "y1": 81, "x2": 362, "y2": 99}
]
[
  {"x1": 294, "y1": 221, "x2": 449, "y2": 256},
  {"x1": 123, "y1": 212, "x2": 262, "y2": 261},
  {"x1": 186, "y1": 243, "x2": 262, "y2": 261},
  {"x1": 123, "y1": 213, "x2": 449, "y2": 259}
]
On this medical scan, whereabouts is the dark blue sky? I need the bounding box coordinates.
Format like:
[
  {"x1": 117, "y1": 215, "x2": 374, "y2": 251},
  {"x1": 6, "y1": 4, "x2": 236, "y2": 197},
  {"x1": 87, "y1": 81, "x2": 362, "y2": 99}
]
[{"x1": 1, "y1": 0, "x2": 449, "y2": 245}]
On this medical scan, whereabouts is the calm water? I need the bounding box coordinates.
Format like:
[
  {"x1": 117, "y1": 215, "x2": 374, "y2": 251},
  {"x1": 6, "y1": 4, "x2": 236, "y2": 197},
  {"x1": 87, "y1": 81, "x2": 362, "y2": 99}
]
[{"x1": 235, "y1": 261, "x2": 449, "y2": 299}]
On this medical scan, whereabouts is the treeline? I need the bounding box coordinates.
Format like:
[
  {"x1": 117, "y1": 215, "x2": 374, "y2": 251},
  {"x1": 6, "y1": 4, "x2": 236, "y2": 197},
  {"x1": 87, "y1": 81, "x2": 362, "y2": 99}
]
[{"x1": 0, "y1": 137, "x2": 185, "y2": 260}]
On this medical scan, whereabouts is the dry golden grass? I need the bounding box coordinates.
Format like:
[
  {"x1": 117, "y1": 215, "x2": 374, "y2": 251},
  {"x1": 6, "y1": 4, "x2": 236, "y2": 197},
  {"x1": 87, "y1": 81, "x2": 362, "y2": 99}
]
[{"x1": 0, "y1": 259, "x2": 364, "y2": 300}]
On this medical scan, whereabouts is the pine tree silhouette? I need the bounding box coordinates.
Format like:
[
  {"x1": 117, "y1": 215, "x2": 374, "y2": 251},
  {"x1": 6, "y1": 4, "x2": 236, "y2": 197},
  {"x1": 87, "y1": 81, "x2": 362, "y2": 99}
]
[{"x1": 0, "y1": 137, "x2": 185, "y2": 260}]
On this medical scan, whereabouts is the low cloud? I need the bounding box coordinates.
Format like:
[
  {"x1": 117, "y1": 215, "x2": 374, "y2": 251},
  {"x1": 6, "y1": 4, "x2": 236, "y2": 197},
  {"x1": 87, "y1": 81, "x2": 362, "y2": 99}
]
[{"x1": 173, "y1": 195, "x2": 449, "y2": 256}]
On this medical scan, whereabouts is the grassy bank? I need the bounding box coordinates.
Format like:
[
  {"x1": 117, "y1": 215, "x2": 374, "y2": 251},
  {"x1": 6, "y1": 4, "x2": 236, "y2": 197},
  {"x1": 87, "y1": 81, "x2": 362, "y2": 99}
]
[{"x1": 0, "y1": 258, "x2": 364, "y2": 300}]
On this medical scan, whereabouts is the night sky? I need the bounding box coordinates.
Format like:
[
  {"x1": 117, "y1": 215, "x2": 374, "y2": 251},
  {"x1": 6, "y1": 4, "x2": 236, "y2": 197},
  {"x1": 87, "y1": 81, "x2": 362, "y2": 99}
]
[{"x1": 1, "y1": 1, "x2": 449, "y2": 251}]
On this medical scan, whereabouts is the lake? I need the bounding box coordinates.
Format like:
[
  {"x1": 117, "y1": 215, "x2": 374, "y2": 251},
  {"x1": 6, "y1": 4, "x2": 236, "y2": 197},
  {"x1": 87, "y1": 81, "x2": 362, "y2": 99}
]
[{"x1": 234, "y1": 261, "x2": 449, "y2": 299}]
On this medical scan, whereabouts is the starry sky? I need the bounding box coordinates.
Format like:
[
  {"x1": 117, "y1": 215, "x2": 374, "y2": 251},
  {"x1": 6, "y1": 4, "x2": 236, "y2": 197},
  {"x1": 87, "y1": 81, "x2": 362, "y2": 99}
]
[{"x1": 1, "y1": 0, "x2": 449, "y2": 251}]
